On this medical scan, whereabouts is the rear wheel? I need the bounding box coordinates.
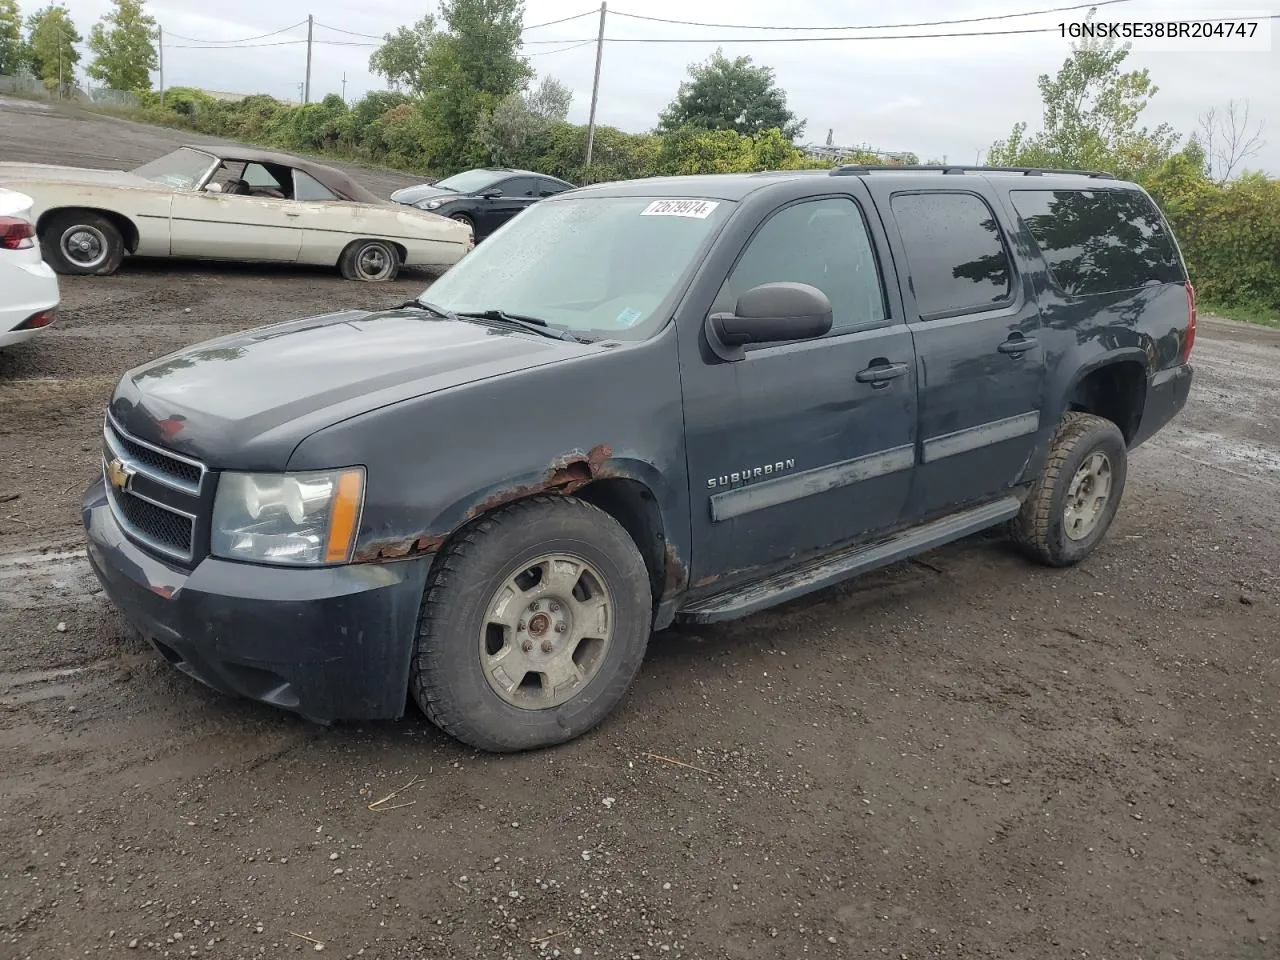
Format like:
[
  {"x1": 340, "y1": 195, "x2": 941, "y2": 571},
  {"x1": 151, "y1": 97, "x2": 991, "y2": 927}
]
[
  {"x1": 339, "y1": 238, "x2": 401, "y2": 281},
  {"x1": 1011, "y1": 411, "x2": 1128, "y2": 567},
  {"x1": 40, "y1": 210, "x2": 124, "y2": 276},
  {"x1": 411, "y1": 496, "x2": 652, "y2": 752}
]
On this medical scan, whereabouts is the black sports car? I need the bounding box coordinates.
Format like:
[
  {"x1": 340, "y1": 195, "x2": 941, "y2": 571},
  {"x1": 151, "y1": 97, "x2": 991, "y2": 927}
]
[{"x1": 390, "y1": 168, "x2": 576, "y2": 242}]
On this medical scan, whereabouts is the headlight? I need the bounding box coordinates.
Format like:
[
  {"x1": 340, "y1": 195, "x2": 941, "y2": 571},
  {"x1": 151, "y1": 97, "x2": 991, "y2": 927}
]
[
  {"x1": 211, "y1": 468, "x2": 365, "y2": 566},
  {"x1": 423, "y1": 199, "x2": 445, "y2": 210}
]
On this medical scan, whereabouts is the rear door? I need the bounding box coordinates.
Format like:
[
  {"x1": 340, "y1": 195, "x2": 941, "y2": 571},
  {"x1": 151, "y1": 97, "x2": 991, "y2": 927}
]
[
  {"x1": 681, "y1": 186, "x2": 919, "y2": 584},
  {"x1": 870, "y1": 184, "x2": 1047, "y2": 520}
]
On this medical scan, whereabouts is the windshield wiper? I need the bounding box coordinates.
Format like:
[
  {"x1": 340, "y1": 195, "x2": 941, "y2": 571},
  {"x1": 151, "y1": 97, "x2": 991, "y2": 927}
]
[
  {"x1": 397, "y1": 298, "x2": 461, "y2": 321},
  {"x1": 455, "y1": 309, "x2": 584, "y2": 343}
]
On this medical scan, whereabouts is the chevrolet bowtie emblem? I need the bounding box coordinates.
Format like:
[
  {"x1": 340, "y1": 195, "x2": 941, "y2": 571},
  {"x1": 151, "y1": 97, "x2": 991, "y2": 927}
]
[{"x1": 105, "y1": 457, "x2": 134, "y2": 491}]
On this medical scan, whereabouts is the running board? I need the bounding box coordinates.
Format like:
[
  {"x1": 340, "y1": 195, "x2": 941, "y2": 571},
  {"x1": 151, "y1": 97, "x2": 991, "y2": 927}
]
[{"x1": 675, "y1": 497, "x2": 1021, "y2": 624}]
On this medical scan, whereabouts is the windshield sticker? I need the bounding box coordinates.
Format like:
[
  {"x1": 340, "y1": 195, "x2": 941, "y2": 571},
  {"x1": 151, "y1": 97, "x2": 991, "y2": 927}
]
[
  {"x1": 615, "y1": 307, "x2": 643, "y2": 328},
  {"x1": 640, "y1": 199, "x2": 719, "y2": 219}
]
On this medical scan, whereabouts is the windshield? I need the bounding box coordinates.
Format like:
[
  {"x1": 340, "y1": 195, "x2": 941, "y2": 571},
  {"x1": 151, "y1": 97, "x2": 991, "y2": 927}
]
[
  {"x1": 432, "y1": 169, "x2": 507, "y2": 194},
  {"x1": 130, "y1": 147, "x2": 218, "y2": 190},
  {"x1": 419, "y1": 195, "x2": 734, "y2": 338}
]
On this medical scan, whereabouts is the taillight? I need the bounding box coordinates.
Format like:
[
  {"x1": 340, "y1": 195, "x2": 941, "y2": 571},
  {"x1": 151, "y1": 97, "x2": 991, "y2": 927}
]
[
  {"x1": 1182, "y1": 281, "x2": 1197, "y2": 363},
  {"x1": 0, "y1": 215, "x2": 36, "y2": 251},
  {"x1": 17, "y1": 309, "x2": 57, "y2": 330}
]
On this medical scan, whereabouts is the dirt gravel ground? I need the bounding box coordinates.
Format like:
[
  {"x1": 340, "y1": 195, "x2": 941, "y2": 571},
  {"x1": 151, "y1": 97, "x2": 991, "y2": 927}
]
[{"x1": 2, "y1": 101, "x2": 1279, "y2": 960}]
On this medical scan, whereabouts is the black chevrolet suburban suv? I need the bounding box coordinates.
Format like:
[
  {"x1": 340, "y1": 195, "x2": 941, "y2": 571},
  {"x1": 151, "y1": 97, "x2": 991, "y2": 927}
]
[{"x1": 83, "y1": 164, "x2": 1195, "y2": 752}]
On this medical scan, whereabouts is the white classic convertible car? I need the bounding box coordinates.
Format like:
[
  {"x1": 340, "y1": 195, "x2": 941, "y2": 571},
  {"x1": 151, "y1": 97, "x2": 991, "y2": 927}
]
[{"x1": 0, "y1": 145, "x2": 473, "y2": 281}]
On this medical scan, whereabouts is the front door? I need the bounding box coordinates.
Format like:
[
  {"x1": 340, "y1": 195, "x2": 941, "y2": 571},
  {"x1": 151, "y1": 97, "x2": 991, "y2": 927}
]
[
  {"x1": 170, "y1": 162, "x2": 303, "y2": 261},
  {"x1": 681, "y1": 191, "x2": 919, "y2": 585},
  {"x1": 873, "y1": 187, "x2": 1048, "y2": 519}
]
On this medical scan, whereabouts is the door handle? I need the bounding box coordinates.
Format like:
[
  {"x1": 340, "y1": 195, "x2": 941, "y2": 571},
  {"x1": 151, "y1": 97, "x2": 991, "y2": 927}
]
[
  {"x1": 855, "y1": 360, "x2": 910, "y2": 388},
  {"x1": 285, "y1": 211, "x2": 301, "y2": 218},
  {"x1": 998, "y1": 335, "x2": 1038, "y2": 356}
]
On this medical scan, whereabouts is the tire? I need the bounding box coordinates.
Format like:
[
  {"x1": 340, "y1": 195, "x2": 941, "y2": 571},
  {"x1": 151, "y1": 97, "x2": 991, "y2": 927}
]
[
  {"x1": 39, "y1": 210, "x2": 124, "y2": 276},
  {"x1": 411, "y1": 495, "x2": 653, "y2": 752},
  {"x1": 1011, "y1": 411, "x2": 1128, "y2": 567},
  {"x1": 338, "y1": 238, "x2": 402, "y2": 281}
]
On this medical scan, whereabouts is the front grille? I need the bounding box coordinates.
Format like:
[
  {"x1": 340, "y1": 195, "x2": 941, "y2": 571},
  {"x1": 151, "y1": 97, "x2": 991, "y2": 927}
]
[
  {"x1": 111, "y1": 430, "x2": 202, "y2": 488},
  {"x1": 103, "y1": 414, "x2": 207, "y2": 564},
  {"x1": 108, "y1": 484, "x2": 194, "y2": 554}
]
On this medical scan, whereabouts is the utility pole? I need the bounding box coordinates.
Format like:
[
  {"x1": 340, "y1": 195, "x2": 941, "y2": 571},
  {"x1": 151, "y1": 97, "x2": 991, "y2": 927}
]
[
  {"x1": 583, "y1": 2, "x2": 607, "y2": 170},
  {"x1": 57, "y1": 44, "x2": 62, "y2": 99},
  {"x1": 341, "y1": 72, "x2": 347, "y2": 104},
  {"x1": 158, "y1": 25, "x2": 165, "y2": 106},
  {"x1": 303, "y1": 14, "x2": 313, "y2": 104}
]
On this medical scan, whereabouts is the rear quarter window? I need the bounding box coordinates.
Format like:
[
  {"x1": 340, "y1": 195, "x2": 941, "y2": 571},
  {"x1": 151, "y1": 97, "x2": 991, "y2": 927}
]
[{"x1": 1009, "y1": 188, "x2": 1185, "y2": 296}]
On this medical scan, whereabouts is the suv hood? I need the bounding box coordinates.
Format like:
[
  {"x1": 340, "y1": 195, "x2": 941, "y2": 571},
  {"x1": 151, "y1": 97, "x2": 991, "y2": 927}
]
[{"x1": 108, "y1": 308, "x2": 598, "y2": 470}]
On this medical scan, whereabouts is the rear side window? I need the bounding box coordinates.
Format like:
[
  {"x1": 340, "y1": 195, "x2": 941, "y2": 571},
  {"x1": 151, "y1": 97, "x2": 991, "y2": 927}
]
[
  {"x1": 891, "y1": 192, "x2": 1013, "y2": 318},
  {"x1": 1009, "y1": 189, "x2": 1184, "y2": 296}
]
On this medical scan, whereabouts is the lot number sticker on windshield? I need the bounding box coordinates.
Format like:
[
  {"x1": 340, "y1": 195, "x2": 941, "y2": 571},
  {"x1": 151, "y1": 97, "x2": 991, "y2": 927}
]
[{"x1": 641, "y1": 199, "x2": 719, "y2": 219}]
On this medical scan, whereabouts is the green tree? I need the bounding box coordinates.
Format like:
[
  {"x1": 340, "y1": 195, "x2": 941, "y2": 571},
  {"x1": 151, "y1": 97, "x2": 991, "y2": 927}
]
[
  {"x1": 86, "y1": 0, "x2": 156, "y2": 92},
  {"x1": 657, "y1": 48, "x2": 804, "y2": 141},
  {"x1": 473, "y1": 75, "x2": 572, "y2": 165},
  {"x1": 0, "y1": 0, "x2": 25, "y2": 75},
  {"x1": 986, "y1": 13, "x2": 1179, "y2": 179},
  {"x1": 421, "y1": 0, "x2": 532, "y2": 170},
  {"x1": 368, "y1": 14, "x2": 435, "y2": 96},
  {"x1": 25, "y1": 4, "x2": 80, "y2": 94}
]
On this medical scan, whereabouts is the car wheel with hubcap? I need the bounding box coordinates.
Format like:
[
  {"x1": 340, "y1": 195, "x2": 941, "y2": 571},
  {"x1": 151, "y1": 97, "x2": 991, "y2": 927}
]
[
  {"x1": 1011, "y1": 411, "x2": 1128, "y2": 567},
  {"x1": 339, "y1": 238, "x2": 402, "y2": 281},
  {"x1": 411, "y1": 495, "x2": 652, "y2": 752},
  {"x1": 40, "y1": 210, "x2": 125, "y2": 276}
]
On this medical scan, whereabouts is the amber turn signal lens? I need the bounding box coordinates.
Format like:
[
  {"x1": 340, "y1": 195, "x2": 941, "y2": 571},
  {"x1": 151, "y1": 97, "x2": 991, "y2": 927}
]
[{"x1": 324, "y1": 468, "x2": 365, "y2": 563}]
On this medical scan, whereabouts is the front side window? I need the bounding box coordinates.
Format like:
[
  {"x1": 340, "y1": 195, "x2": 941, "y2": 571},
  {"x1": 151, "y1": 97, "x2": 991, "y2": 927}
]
[
  {"x1": 420, "y1": 195, "x2": 733, "y2": 339},
  {"x1": 1009, "y1": 188, "x2": 1185, "y2": 296},
  {"x1": 891, "y1": 192, "x2": 1013, "y2": 317},
  {"x1": 714, "y1": 197, "x2": 887, "y2": 335}
]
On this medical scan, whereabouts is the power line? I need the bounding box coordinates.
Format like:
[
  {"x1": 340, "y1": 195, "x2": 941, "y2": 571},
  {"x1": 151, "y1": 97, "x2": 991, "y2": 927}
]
[
  {"x1": 164, "y1": 21, "x2": 307, "y2": 44},
  {"x1": 167, "y1": 39, "x2": 308, "y2": 49},
  {"x1": 607, "y1": 0, "x2": 1136, "y2": 32},
  {"x1": 313, "y1": 22, "x2": 383, "y2": 40},
  {"x1": 528, "y1": 39, "x2": 597, "y2": 56},
  {"x1": 524, "y1": 9, "x2": 599, "y2": 30}
]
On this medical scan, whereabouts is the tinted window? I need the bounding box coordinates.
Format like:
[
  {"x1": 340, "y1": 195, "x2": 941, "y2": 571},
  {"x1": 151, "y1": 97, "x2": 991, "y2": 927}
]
[
  {"x1": 716, "y1": 197, "x2": 887, "y2": 335},
  {"x1": 891, "y1": 192, "x2": 1012, "y2": 317},
  {"x1": 1010, "y1": 189, "x2": 1184, "y2": 296},
  {"x1": 499, "y1": 177, "x2": 540, "y2": 197},
  {"x1": 535, "y1": 177, "x2": 570, "y2": 197},
  {"x1": 294, "y1": 170, "x2": 337, "y2": 201},
  {"x1": 243, "y1": 163, "x2": 282, "y2": 190}
]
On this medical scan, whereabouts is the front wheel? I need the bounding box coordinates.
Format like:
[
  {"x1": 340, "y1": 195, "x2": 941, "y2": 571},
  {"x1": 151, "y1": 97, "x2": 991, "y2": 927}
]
[
  {"x1": 339, "y1": 238, "x2": 402, "y2": 281},
  {"x1": 1011, "y1": 411, "x2": 1128, "y2": 567},
  {"x1": 411, "y1": 496, "x2": 653, "y2": 752},
  {"x1": 40, "y1": 210, "x2": 124, "y2": 276}
]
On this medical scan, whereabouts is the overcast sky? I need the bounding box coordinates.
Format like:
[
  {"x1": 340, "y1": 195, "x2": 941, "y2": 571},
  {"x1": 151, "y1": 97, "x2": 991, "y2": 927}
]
[{"x1": 47, "y1": 0, "x2": 1280, "y2": 174}]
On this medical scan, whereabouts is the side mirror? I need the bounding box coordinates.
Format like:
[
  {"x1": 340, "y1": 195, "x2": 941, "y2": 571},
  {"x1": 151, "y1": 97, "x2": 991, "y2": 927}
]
[
  {"x1": 707, "y1": 282, "x2": 833, "y2": 359},
  {"x1": 481, "y1": 189, "x2": 502, "y2": 199},
  {"x1": 204, "y1": 182, "x2": 223, "y2": 193}
]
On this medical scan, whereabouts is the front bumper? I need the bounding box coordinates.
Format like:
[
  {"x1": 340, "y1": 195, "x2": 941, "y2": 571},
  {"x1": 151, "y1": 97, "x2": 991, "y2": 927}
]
[
  {"x1": 83, "y1": 478, "x2": 433, "y2": 722},
  {"x1": 1131, "y1": 362, "x2": 1193, "y2": 449}
]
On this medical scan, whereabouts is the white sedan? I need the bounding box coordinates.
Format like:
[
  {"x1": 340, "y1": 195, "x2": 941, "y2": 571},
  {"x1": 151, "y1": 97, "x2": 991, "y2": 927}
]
[
  {"x1": 0, "y1": 187, "x2": 59, "y2": 349},
  {"x1": 0, "y1": 145, "x2": 473, "y2": 282}
]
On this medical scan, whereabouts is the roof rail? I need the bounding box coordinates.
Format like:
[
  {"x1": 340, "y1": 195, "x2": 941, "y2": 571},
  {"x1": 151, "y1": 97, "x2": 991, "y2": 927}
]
[{"x1": 829, "y1": 164, "x2": 1115, "y2": 180}]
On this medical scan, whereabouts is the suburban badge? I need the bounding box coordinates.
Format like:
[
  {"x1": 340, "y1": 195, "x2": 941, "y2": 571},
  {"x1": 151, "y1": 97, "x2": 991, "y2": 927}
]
[{"x1": 707, "y1": 459, "x2": 796, "y2": 489}]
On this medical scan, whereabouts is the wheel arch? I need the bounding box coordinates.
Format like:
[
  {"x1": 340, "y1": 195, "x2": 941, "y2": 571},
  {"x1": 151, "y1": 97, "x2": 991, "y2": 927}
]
[
  {"x1": 1061, "y1": 353, "x2": 1150, "y2": 445},
  {"x1": 37, "y1": 205, "x2": 139, "y2": 253},
  {"x1": 337, "y1": 236, "x2": 407, "y2": 268}
]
